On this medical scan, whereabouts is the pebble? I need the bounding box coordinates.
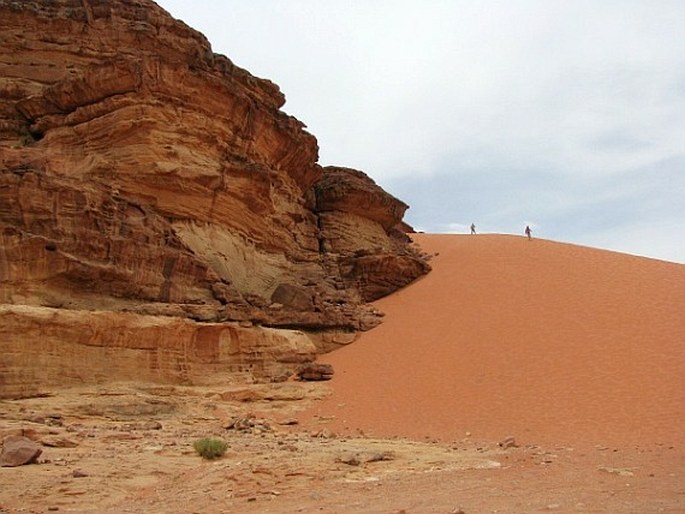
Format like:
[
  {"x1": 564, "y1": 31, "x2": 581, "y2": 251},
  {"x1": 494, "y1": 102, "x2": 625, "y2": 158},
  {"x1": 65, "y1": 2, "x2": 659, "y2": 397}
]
[{"x1": 498, "y1": 436, "x2": 518, "y2": 449}]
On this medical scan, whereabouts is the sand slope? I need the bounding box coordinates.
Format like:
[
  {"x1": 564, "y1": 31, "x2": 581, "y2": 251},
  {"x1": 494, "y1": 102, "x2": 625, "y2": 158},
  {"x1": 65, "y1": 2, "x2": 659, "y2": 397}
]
[{"x1": 308, "y1": 234, "x2": 685, "y2": 447}]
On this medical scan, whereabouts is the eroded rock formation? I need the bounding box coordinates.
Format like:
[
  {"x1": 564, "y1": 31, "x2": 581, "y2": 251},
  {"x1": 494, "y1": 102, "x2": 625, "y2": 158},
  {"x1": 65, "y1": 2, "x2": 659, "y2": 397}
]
[
  {"x1": 315, "y1": 167, "x2": 432, "y2": 302},
  {"x1": 0, "y1": 0, "x2": 429, "y2": 398}
]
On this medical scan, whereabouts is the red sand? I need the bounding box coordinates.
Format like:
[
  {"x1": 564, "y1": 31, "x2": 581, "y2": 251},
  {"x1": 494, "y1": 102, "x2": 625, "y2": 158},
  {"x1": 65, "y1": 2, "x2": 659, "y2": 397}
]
[{"x1": 307, "y1": 234, "x2": 685, "y2": 448}]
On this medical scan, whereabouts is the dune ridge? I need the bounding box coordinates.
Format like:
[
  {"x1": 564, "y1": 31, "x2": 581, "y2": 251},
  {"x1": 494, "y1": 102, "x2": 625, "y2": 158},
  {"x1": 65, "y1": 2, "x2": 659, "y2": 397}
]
[{"x1": 308, "y1": 233, "x2": 685, "y2": 447}]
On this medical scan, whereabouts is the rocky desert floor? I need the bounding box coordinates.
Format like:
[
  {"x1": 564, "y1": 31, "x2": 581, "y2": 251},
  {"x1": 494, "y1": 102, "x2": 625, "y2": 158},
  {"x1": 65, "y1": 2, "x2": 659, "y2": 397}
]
[{"x1": 1, "y1": 380, "x2": 683, "y2": 514}]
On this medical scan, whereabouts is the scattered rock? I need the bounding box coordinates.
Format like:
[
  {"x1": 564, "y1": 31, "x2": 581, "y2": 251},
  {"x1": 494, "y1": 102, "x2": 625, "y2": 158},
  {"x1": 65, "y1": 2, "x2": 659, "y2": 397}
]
[
  {"x1": 310, "y1": 429, "x2": 333, "y2": 439},
  {"x1": 366, "y1": 451, "x2": 395, "y2": 463},
  {"x1": 225, "y1": 415, "x2": 272, "y2": 433},
  {"x1": 297, "y1": 363, "x2": 334, "y2": 381},
  {"x1": 336, "y1": 450, "x2": 394, "y2": 466},
  {"x1": 72, "y1": 469, "x2": 89, "y2": 478},
  {"x1": 0, "y1": 436, "x2": 43, "y2": 467},
  {"x1": 102, "y1": 432, "x2": 142, "y2": 441},
  {"x1": 45, "y1": 416, "x2": 64, "y2": 427},
  {"x1": 338, "y1": 453, "x2": 362, "y2": 466},
  {"x1": 598, "y1": 466, "x2": 635, "y2": 477},
  {"x1": 498, "y1": 436, "x2": 518, "y2": 449},
  {"x1": 119, "y1": 421, "x2": 163, "y2": 431},
  {"x1": 41, "y1": 436, "x2": 79, "y2": 448}
]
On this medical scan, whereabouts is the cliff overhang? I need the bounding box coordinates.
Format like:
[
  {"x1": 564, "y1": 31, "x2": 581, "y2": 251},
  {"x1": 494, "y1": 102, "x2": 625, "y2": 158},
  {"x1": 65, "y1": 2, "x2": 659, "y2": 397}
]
[{"x1": 0, "y1": 0, "x2": 430, "y2": 398}]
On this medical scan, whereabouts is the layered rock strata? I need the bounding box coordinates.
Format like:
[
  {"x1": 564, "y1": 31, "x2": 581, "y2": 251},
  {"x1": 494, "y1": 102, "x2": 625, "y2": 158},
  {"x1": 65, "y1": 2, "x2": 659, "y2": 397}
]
[{"x1": 0, "y1": 0, "x2": 429, "y2": 398}]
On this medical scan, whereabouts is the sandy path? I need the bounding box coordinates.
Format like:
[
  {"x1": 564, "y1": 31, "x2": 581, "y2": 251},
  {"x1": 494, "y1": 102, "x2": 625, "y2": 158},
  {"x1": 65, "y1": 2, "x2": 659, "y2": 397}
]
[{"x1": 307, "y1": 234, "x2": 685, "y2": 448}]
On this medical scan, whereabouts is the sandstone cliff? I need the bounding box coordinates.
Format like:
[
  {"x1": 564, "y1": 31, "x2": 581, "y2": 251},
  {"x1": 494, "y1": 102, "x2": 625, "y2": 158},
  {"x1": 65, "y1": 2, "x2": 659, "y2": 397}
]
[{"x1": 0, "y1": 0, "x2": 429, "y2": 398}]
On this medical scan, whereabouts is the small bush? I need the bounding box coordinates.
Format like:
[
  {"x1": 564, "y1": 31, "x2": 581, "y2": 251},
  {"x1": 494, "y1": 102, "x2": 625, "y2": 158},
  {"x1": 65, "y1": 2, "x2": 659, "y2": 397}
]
[{"x1": 193, "y1": 438, "x2": 228, "y2": 460}]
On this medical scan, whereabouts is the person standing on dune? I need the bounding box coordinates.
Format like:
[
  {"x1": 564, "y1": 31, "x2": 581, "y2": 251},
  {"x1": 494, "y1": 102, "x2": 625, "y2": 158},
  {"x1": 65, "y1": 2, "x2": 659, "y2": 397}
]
[
  {"x1": 525, "y1": 225, "x2": 532, "y2": 240},
  {"x1": 470, "y1": 223, "x2": 476, "y2": 235}
]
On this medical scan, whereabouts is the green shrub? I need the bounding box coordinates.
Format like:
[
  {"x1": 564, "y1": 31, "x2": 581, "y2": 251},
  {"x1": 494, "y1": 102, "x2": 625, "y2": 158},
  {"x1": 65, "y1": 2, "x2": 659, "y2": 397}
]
[{"x1": 193, "y1": 438, "x2": 228, "y2": 460}]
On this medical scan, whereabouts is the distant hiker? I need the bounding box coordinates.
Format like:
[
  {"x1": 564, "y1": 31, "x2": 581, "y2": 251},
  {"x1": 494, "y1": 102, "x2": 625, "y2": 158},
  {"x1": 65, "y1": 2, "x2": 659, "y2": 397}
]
[
  {"x1": 470, "y1": 223, "x2": 476, "y2": 235},
  {"x1": 525, "y1": 225, "x2": 532, "y2": 240}
]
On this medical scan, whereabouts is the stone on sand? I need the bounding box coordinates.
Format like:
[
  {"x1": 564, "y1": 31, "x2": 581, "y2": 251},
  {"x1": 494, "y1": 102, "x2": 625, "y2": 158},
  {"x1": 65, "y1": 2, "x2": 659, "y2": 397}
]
[{"x1": 0, "y1": 435, "x2": 43, "y2": 467}]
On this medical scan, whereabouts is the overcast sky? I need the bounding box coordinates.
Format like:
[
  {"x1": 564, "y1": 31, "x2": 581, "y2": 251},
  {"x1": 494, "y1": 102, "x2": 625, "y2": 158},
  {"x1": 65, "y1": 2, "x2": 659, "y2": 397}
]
[{"x1": 156, "y1": 1, "x2": 684, "y2": 263}]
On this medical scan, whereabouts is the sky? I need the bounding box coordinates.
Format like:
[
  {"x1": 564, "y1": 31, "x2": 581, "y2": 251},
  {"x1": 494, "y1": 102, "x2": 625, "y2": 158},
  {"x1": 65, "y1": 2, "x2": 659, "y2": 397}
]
[{"x1": 156, "y1": 0, "x2": 685, "y2": 263}]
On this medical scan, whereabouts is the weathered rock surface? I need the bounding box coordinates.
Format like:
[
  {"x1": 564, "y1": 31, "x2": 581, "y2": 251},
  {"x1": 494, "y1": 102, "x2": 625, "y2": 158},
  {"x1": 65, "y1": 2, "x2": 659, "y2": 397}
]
[
  {"x1": 0, "y1": 0, "x2": 429, "y2": 397},
  {"x1": 296, "y1": 363, "x2": 335, "y2": 382},
  {"x1": 0, "y1": 435, "x2": 42, "y2": 467},
  {"x1": 315, "y1": 167, "x2": 430, "y2": 301},
  {"x1": 0, "y1": 304, "x2": 317, "y2": 398}
]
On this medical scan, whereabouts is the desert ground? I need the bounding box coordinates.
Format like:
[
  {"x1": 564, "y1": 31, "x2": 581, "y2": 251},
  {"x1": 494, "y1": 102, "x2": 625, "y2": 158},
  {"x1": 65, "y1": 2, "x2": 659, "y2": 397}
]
[{"x1": 1, "y1": 234, "x2": 684, "y2": 513}]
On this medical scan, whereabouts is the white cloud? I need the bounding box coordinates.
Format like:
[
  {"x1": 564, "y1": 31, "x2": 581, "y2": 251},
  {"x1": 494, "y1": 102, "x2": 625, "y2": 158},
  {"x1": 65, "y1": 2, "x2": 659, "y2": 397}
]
[{"x1": 575, "y1": 219, "x2": 685, "y2": 264}]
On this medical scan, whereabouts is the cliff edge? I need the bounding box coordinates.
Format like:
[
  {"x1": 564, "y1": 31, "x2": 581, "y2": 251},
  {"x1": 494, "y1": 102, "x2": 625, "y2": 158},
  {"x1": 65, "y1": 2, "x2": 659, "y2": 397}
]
[{"x1": 0, "y1": 0, "x2": 429, "y2": 397}]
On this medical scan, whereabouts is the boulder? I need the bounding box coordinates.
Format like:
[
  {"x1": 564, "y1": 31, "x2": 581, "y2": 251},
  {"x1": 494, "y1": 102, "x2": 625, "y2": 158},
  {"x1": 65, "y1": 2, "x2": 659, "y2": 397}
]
[{"x1": 0, "y1": 436, "x2": 43, "y2": 467}]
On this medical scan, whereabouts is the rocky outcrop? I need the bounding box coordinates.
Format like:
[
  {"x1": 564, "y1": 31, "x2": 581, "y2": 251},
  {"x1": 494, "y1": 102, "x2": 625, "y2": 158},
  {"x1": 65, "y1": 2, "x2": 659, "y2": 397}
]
[
  {"x1": 316, "y1": 167, "x2": 430, "y2": 301},
  {"x1": 0, "y1": 0, "x2": 429, "y2": 397},
  {"x1": 0, "y1": 304, "x2": 317, "y2": 398}
]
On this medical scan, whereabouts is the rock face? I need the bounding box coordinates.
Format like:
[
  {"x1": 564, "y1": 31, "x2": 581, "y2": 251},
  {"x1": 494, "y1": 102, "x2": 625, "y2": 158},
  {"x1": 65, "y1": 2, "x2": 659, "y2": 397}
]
[
  {"x1": 315, "y1": 167, "x2": 431, "y2": 301},
  {"x1": 0, "y1": 0, "x2": 429, "y2": 398},
  {"x1": 0, "y1": 304, "x2": 318, "y2": 397}
]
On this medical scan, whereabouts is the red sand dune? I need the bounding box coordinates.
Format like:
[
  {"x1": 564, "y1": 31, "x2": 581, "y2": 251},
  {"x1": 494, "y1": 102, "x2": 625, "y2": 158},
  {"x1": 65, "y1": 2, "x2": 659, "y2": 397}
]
[{"x1": 307, "y1": 234, "x2": 685, "y2": 447}]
